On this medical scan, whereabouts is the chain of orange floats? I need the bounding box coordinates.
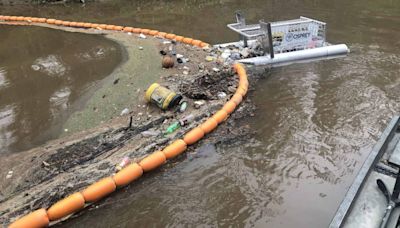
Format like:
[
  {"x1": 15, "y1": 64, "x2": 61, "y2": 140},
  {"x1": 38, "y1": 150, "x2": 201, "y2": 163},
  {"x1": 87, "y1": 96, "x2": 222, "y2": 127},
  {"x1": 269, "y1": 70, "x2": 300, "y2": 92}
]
[{"x1": 0, "y1": 15, "x2": 249, "y2": 228}]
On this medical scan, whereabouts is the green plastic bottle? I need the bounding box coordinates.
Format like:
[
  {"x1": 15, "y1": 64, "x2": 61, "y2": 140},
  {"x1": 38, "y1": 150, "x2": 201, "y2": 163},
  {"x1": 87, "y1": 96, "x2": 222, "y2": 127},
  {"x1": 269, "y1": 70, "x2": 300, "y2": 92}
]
[{"x1": 165, "y1": 121, "x2": 181, "y2": 135}]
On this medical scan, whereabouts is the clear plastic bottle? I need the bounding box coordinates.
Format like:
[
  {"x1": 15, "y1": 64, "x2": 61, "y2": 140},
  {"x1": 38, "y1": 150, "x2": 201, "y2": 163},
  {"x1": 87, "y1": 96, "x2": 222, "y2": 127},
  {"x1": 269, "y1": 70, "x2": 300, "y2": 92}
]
[{"x1": 115, "y1": 156, "x2": 131, "y2": 171}]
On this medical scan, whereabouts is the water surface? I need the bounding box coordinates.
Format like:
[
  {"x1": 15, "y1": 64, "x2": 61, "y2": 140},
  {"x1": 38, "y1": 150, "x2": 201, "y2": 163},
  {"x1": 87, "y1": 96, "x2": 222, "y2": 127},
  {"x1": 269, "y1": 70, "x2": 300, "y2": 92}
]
[
  {"x1": 0, "y1": 25, "x2": 122, "y2": 153},
  {"x1": 1, "y1": 0, "x2": 400, "y2": 227}
]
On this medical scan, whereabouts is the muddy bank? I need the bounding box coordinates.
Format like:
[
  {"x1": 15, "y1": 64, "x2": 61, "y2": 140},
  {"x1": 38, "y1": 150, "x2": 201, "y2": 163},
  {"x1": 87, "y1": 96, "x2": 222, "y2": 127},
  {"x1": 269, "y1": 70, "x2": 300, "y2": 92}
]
[{"x1": 0, "y1": 22, "x2": 261, "y2": 226}]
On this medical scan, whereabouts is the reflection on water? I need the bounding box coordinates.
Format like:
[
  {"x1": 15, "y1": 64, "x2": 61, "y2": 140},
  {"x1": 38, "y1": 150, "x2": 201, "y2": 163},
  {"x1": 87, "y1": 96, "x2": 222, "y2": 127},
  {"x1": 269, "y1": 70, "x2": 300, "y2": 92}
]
[
  {"x1": 0, "y1": 68, "x2": 10, "y2": 89},
  {"x1": 0, "y1": 105, "x2": 16, "y2": 150},
  {"x1": 0, "y1": 25, "x2": 122, "y2": 153},
  {"x1": 1, "y1": 0, "x2": 400, "y2": 227}
]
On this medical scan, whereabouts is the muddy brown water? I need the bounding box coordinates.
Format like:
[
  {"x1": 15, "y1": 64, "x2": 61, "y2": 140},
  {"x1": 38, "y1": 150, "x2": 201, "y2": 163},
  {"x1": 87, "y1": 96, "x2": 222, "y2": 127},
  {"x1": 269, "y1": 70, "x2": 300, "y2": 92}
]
[
  {"x1": 1, "y1": 0, "x2": 400, "y2": 227},
  {"x1": 0, "y1": 25, "x2": 122, "y2": 153}
]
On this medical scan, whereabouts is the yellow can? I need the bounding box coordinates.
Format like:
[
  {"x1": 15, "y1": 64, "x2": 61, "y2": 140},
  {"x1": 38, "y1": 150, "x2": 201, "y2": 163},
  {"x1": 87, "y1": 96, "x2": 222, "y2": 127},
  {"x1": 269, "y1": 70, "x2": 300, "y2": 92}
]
[{"x1": 145, "y1": 83, "x2": 182, "y2": 110}]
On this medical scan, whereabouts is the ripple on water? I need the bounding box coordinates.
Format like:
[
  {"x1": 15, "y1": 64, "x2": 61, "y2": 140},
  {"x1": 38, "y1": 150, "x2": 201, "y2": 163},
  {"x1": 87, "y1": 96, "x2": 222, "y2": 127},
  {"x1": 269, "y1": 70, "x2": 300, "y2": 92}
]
[
  {"x1": 0, "y1": 67, "x2": 10, "y2": 89},
  {"x1": 49, "y1": 87, "x2": 71, "y2": 117},
  {"x1": 31, "y1": 55, "x2": 68, "y2": 77},
  {"x1": 0, "y1": 105, "x2": 16, "y2": 150}
]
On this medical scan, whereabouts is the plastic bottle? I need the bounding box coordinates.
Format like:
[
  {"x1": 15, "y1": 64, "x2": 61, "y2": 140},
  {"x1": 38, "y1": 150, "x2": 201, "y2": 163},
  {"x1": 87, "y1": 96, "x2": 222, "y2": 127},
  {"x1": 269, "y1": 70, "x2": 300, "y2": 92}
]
[
  {"x1": 165, "y1": 122, "x2": 181, "y2": 135},
  {"x1": 179, "y1": 114, "x2": 195, "y2": 126},
  {"x1": 115, "y1": 157, "x2": 131, "y2": 171}
]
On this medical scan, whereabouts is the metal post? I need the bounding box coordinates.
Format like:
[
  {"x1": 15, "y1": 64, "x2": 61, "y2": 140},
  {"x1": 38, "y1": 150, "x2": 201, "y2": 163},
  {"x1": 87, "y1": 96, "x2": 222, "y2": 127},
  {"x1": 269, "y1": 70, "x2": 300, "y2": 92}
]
[
  {"x1": 235, "y1": 11, "x2": 247, "y2": 47},
  {"x1": 259, "y1": 20, "x2": 274, "y2": 58}
]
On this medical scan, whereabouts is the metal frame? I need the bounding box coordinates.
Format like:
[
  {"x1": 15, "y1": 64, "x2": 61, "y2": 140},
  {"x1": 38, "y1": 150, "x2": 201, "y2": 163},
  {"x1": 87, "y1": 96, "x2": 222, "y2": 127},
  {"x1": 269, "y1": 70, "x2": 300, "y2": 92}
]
[
  {"x1": 329, "y1": 116, "x2": 400, "y2": 228},
  {"x1": 227, "y1": 12, "x2": 327, "y2": 51}
]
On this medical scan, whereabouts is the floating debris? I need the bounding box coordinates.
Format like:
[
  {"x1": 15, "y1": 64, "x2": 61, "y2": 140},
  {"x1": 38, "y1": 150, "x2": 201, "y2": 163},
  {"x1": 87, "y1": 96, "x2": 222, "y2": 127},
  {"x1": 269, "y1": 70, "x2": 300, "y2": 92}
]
[
  {"x1": 179, "y1": 101, "x2": 188, "y2": 112},
  {"x1": 205, "y1": 56, "x2": 215, "y2": 62},
  {"x1": 162, "y1": 56, "x2": 174, "y2": 68},
  {"x1": 179, "y1": 114, "x2": 195, "y2": 126},
  {"x1": 120, "y1": 108, "x2": 129, "y2": 116},
  {"x1": 194, "y1": 100, "x2": 205, "y2": 109},
  {"x1": 115, "y1": 157, "x2": 130, "y2": 171},
  {"x1": 141, "y1": 130, "x2": 160, "y2": 138},
  {"x1": 165, "y1": 122, "x2": 180, "y2": 135},
  {"x1": 212, "y1": 67, "x2": 220, "y2": 72},
  {"x1": 6, "y1": 171, "x2": 13, "y2": 179},
  {"x1": 217, "y1": 92, "x2": 227, "y2": 99}
]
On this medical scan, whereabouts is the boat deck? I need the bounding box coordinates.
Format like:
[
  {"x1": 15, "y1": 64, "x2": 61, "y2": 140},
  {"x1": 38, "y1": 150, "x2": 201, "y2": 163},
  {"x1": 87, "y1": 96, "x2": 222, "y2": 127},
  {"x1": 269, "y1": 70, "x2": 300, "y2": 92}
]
[{"x1": 330, "y1": 116, "x2": 400, "y2": 227}]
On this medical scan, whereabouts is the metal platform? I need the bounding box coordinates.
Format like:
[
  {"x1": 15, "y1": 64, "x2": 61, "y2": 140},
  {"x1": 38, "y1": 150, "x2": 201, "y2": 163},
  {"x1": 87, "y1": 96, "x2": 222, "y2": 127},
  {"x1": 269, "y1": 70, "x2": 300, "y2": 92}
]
[
  {"x1": 217, "y1": 12, "x2": 349, "y2": 67},
  {"x1": 227, "y1": 12, "x2": 326, "y2": 53}
]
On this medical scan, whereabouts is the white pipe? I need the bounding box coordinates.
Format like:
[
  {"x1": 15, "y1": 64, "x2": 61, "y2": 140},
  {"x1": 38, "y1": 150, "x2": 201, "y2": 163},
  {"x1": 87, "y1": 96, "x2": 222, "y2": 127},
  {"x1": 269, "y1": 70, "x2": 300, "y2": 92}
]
[{"x1": 238, "y1": 44, "x2": 350, "y2": 66}]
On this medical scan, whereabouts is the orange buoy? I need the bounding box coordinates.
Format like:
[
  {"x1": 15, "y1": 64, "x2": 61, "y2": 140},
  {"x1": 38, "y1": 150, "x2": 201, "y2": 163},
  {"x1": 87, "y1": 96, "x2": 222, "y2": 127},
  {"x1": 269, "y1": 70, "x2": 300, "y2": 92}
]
[
  {"x1": 54, "y1": 20, "x2": 63, "y2": 25},
  {"x1": 139, "y1": 151, "x2": 166, "y2": 172},
  {"x1": 200, "y1": 118, "x2": 218, "y2": 134},
  {"x1": 182, "y1": 37, "x2": 193, "y2": 44},
  {"x1": 162, "y1": 139, "x2": 187, "y2": 159},
  {"x1": 69, "y1": 22, "x2": 78, "y2": 27},
  {"x1": 81, "y1": 177, "x2": 116, "y2": 202},
  {"x1": 149, "y1": 30, "x2": 159, "y2": 36},
  {"x1": 237, "y1": 86, "x2": 247, "y2": 96},
  {"x1": 9, "y1": 16, "x2": 17, "y2": 21},
  {"x1": 98, "y1": 24, "x2": 107, "y2": 29},
  {"x1": 90, "y1": 23, "x2": 100, "y2": 28},
  {"x1": 113, "y1": 26, "x2": 123, "y2": 31},
  {"x1": 183, "y1": 127, "x2": 205, "y2": 145},
  {"x1": 191, "y1": 39, "x2": 202, "y2": 47},
  {"x1": 76, "y1": 22, "x2": 85, "y2": 27},
  {"x1": 237, "y1": 68, "x2": 246, "y2": 78},
  {"x1": 38, "y1": 18, "x2": 46, "y2": 23},
  {"x1": 212, "y1": 110, "x2": 228, "y2": 124},
  {"x1": 157, "y1": 32, "x2": 167, "y2": 37},
  {"x1": 15, "y1": 16, "x2": 24, "y2": 21},
  {"x1": 113, "y1": 163, "x2": 143, "y2": 187},
  {"x1": 240, "y1": 79, "x2": 249, "y2": 88},
  {"x1": 9, "y1": 209, "x2": 49, "y2": 228},
  {"x1": 140, "y1": 28, "x2": 150, "y2": 34},
  {"x1": 83, "y1": 22, "x2": 92, "y2": 28},
  {"x1": 165, "y1": 33, "x2": 176, "y2": 39},
  {"x1": 3, "y1": 16, "x2": 11, "y2": 20},
  {"x1": 230, "y1": 93, "x2": 243, "y2": 105},
  {"x1": 123, "y1": 26, "x2": 134, "y2": 32},
  {"x1": 223, "y1": 101, "x2": 237, "y2": 114},
  {"x1": 132, "y1": 28, "x2": 141, "y2": 33},
  {"x1": 200, "y1": 42, "x2": 209, "y2": 48},
  {"x1": 24, "y1": 17, "x2": 33, "y2": 22},
  {"x1": 46, "y1": 18, "x2": 56, "y2": 24},
  {"x1": 0, "y1": 15, "x2": 5, "y2": 20},
  {"x1": 174, "y1": 36, "x2": 184, "y2": 42},
  {"x1": 105, "y1": 24, "x2": 114, "y2": 30},
  {"x1": 47, "y1": 192, "x2": 85, "y2": 221},
  {"x1": 61, "y1": 21, "x2": 71, "y2": 26},
  {"x1": 242, "y1": 85, "x2": 249, "y2": 93},
  {"x1": 233, "y1": 63, "x2": 241, "y2": 72},
  {"x1": 239, "y1": 83, "x2": 248, "y2": 92}
]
